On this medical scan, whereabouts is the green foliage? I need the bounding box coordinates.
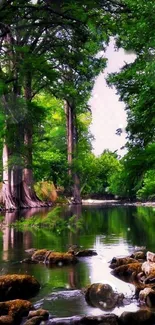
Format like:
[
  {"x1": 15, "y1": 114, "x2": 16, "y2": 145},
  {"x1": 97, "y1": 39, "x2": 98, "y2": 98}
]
[
  {"x1": 10, "y1": 207, "x2": 83, "y2": 234},
  {"x1": 106, "y1": 0, "x2": 155, "y2": 200},
  {"x1": 33, "y1": 93, "x2": 68, "y2": 186},
  {"x1": 137, "y1": 171, "x2": 155, "y2": 200},
  {"x1": 76, "y1": 150, "x2": 121, "y2": 196}
]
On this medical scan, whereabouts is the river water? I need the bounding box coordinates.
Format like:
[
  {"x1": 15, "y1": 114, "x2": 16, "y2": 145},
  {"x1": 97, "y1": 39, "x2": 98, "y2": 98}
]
[{"x1": 0, "y1": 204, "x2": 155, "y2": 318}]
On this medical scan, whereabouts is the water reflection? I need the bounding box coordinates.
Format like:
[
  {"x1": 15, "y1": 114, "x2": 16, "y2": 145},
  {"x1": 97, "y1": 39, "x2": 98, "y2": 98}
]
[
  {"x1": 0, "y1": 205, "x2": 155, "y2": 316},
  {"x1": 1, "y1": 205, "x2": 155, "y2": 260}
]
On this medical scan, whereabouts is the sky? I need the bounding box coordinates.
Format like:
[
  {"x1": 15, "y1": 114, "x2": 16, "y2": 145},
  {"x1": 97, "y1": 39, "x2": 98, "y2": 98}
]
[{"x1": 89, "y1": 40, "x2": 136, "y2": 157}]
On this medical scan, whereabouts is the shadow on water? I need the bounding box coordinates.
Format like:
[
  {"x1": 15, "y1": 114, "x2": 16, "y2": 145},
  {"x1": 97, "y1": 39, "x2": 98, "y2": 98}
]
[{"x1": 0, "y1": 204, "x2": 155, "y2": 316}]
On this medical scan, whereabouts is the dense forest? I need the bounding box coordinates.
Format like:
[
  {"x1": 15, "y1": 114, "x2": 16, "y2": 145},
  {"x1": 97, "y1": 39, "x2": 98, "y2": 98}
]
[{"x1": 0, "y1": 0, "x2": 154, "y2": 210}]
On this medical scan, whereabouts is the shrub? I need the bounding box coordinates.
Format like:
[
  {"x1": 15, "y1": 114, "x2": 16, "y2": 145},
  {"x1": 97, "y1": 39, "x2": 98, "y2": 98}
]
[{"x1": 34, "y1": 181, "x2": 57, "y2": 202}]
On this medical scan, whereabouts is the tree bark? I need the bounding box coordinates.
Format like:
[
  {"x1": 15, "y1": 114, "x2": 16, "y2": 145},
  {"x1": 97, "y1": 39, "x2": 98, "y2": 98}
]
[
  {"x1": 64, "y1": 100, "x2": 82, "y2": 204},
  {"x1": 21, "y1": 124, "x2": 45, "y2": 207},
  {"x1": 21, "y1": 74, "x2": 48, "y2": 208},
  {"x1": 64, "y1": 100, "x2": 73, "y2": 176},
  {"x1": 2, "y1": 142, "x2": 18, "y2": 209}
]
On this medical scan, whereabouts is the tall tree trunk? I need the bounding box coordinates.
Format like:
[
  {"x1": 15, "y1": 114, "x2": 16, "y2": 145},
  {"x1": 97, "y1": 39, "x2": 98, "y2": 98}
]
[
  {"x1": 2, "y1": 142, "x2": 18, "y2": 210},
  {"x1": 21, "y1": 124, "x2": 45, "y2": 207},
  {"x1": 21, "y1": 74, "x2": 48, "y2": 208},
  {"x1": 64, "y1": 100, "x2": 73, "y2": 176},
  {"x1": 72, "y1": 107, "x2": 82, "y2": 204},
  {"x1": 64, "y1": 100, "x2": 82, "y2": 204}
]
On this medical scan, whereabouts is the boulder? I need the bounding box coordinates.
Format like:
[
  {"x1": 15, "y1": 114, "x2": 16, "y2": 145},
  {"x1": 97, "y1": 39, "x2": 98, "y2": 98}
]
[
  {"x1": 0, "y1": 299, "x2": 33, "y2": 324},
  {"x1": 130, "y1": 251, "x2": 146, "y2": 260},
  {"x1": 139, "y1": 287, "x2": 155, "y2": 308},
  {"x1": 28, "y1": 309, "x2": 49, "y2": 320},
  {"x1": 112, "y1": 263, "x2": 142, "y2": 278},
  {"x1": 85, "y1": 283, "x2": 124, "y2": 310},
  {"x1": 119, "y1": 310, "x2": 155, "y2": 325},
  {"x1": 147, "y1": 251, "x2": 155, "y2": 262},
  {"x1": 0, "y1": 274, "x2": 40, "y2": 301},
  {"x1": 110, "y1": 257, "x2": 137, "y2": 269},
  {"x1": 142, "y1": 261, "x2": 155, "y2": 275},
  {"x1": 31, "y1": 249, "x2": 78, "y2": 265}
]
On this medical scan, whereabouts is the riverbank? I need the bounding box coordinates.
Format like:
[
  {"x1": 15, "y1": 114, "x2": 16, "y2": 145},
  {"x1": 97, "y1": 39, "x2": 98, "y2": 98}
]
[{"x1": 82, "y1": 199, "x2": 155, "y2": 207}]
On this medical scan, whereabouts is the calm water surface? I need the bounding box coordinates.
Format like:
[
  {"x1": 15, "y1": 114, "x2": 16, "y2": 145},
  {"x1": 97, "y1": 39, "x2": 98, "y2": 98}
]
[{"x1": 0, "y1": 204, "x2": 155, "y2": 318}]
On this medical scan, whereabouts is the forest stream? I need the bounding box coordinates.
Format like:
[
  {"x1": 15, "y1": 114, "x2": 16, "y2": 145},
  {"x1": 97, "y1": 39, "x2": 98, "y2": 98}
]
[{"x1": 0, "y1": 204, "x2": 155, "y2": 322}]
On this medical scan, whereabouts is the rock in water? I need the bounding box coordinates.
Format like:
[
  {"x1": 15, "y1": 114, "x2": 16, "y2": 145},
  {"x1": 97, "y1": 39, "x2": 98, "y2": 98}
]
[
  {"x1": 31, "y1": 249, "x2": 78, "y2": 265},
  {"x1": 0, "y1": 299, "x2": 33, "y2": 324},
  {"x1": 85, "y1": 283, "x2": 124, "y2": 310},
  {"x1": 139, "y1": 287, "x2": 155, "y2": 308},
  {"x1": 142, "y1": 261, "x2": 155, "y2": 275},
  {"x1": 110, "y1": 257, "x2": 137, "y2": 269},
  {"x1": 112, "y1": 263, "x2": 142, "y2": 277},
  {"x1": 147, "y1": 251, "x2": 155, "y2": 262},
  {"x1": 0, "y1": 274, "x2": 40, "y2": 301},
  {"x1": 119, "y1": 310, "x2": 155, "y2": 325}
]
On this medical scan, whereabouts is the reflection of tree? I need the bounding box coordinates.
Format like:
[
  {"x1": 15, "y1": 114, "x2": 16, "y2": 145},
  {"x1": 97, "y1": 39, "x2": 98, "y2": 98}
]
[
  {"x1": 2, "y1": 205, "x2": 155, "y2": 265},
  {"x1": 3, "y1": 211, "x2": 19, "y2": 261},
  {"x1": 130, "y1": 207, "x2": 155, "y2": 250},
  {"x1": 68, "y1": 265, "x2": 78, "y2": 289},
  {"x1": 68, "y1": 205, "x2": 82, "y2": 249}
]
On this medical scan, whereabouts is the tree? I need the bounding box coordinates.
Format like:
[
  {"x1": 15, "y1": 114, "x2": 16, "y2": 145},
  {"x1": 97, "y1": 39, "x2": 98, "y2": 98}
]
[
  {"x1": 106, "y1": 0, "x2": 155, "y2": 199},
  {"x1": 0, "y1": 0, "x2": 129, "y2": 209}
]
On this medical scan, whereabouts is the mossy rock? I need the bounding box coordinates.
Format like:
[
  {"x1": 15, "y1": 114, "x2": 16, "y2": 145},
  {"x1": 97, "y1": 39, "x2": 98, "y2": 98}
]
[
  {"x1": 139, "y1": 287, "x2": 155, "y2": 308},
  {"x1": 119, "y1": 310, "x2": 155, "y2": 325},
  {"x1": 31, "y1": 249, "x2": 48, "y2": 262},
  {"x1": 32, "y1": 249, "x2": 78, "y2": 265},
  {"x1": 85, "y1": 283, "x2": 124, "y2": 310},
  {"x1": 0, "y1": 275, "x2": 40, "y2": 301},
  {"x1": 0, "y1": 299, "x2": 33, "y2": 324},
  {"x1": 130, "y1": 251, "x2": 146, "y2": 260},
  {"x1": 110, "y1": 257, "x2": 137, "y2": 269},
  {"x1": 112, "y1": 263, "x2": 142, "y2": 278},
  {"x1": 28, "y1": 309, "x2": 49, "y2": 320}
]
